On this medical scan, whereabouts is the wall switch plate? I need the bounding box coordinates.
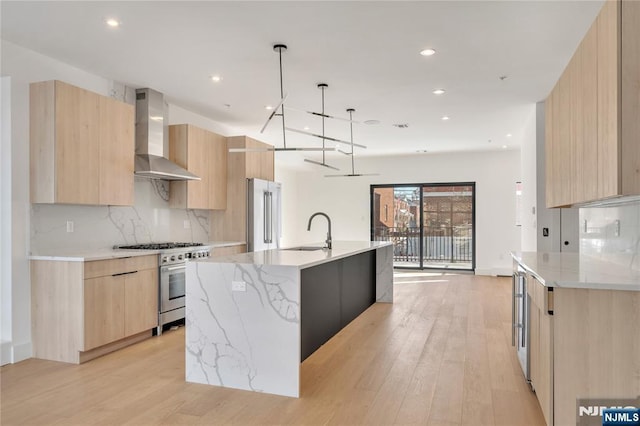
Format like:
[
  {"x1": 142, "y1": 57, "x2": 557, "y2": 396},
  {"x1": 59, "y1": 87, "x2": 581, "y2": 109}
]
[
  {"x1": 614, "y1": 220, "x2": 620, "y2": 237},
  {"x1": 232, "y1": 281, "x2": 247, "y2": 292},
  {"x1": 183, "y1": 220, "x2": 190, "y2": 229},
  {"x1": 66, "y1": 221, "x2": 74, "y2": 233}
]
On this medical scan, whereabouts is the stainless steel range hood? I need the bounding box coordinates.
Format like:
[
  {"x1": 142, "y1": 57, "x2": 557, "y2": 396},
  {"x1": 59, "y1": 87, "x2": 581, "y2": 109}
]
[{"x1": 135, "y1": 88, "x2": 200, "y2": 181}]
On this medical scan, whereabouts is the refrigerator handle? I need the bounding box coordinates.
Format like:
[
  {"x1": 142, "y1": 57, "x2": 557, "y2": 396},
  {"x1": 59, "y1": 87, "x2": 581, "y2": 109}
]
[
  {"x1": 267, "y1": 191, "x2": 273, "y2": 244},
  {"x1": 263, "y1": 191, "x2": 269, "y2": 244}
]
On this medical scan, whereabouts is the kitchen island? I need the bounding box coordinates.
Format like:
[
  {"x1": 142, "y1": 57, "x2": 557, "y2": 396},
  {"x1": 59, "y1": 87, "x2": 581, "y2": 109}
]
[{"x1": 185, "y1": 241, "x2": 393, "y2": 397}]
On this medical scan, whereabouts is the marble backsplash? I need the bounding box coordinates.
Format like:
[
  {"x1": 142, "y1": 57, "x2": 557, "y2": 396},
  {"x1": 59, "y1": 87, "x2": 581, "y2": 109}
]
[
  {"x1": 580, "y1": 199, "x2": 640, "y2": 270},
  {"x1": 31, "y1": 179, "x2": 211, "y2": 252}
]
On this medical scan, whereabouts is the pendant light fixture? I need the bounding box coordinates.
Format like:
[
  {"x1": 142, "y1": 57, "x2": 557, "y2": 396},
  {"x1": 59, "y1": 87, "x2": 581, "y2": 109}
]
[
  {"x1": 229, "y1": 44, "x2": 333, "y2": 153},
  {"x1": 325, "y1": 109, "x2": 380, "y2": 177},
  {"x1": 304, "y1": 84, "x2": 340, "y2": 170}
]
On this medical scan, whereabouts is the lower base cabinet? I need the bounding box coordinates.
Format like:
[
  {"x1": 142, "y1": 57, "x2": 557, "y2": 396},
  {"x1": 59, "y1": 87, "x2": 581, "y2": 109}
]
[
  {"x1": 525, "y1": 272, "x2": 640, "y2": 426},
  {"x1": 527, "y1": 275, "x2": 553, "y2": 426},
  {"x1": 31, "y1": 255, "x2": 158, "y2": 363},
  {"x1": 300, "y1": 251, "x2": 375, "y2": 361}
]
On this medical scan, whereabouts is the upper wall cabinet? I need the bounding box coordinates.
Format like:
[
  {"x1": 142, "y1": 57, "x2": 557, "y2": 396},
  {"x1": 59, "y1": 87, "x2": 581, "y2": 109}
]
[
  {"x1": 545, "y1": 0, "x2": 640, "y2": 208},
  {"x1": 168, "y1": 124, "x2": 227, "y2": 210},
  {"x1": 30, "y1": 80, "x2": 135, "y2": 206},
  {"x1": 210, "y1": 136, "x2": 274, "y2": 242}
]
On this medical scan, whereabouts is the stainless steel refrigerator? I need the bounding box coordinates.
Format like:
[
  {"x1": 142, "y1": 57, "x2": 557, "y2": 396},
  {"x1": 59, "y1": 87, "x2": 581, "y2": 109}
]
[{"x1": 247, "y1": 178, "x2": 282, "y2": 252}]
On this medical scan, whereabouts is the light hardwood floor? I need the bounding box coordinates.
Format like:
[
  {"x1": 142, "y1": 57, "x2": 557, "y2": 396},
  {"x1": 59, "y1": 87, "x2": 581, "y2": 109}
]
[{"x1": 1, "y1": 273, "x2": 545, "y2": 425}]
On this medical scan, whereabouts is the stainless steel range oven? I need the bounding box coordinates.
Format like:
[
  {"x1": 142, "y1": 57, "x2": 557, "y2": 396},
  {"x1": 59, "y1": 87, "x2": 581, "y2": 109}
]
[{"x1": 115, "y1": 242, "x2": 211, "y2": 334}]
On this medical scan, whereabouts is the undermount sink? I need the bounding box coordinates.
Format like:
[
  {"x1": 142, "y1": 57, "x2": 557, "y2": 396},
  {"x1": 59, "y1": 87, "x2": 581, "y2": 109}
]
[{"x1": 283, "y1": 246, "x2": 326, "y2": 251}]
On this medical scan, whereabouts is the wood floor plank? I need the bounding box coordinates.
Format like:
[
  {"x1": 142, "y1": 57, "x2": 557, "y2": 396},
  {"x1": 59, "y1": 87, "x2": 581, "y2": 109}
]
[{"x1": 1, "y1": 274, "x2": 545, "y2": 426}]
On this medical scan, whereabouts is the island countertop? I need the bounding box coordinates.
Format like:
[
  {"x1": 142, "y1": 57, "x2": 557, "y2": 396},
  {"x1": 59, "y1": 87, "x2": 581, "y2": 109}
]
[
  {"x1": 511, "y1": 251, "x2": 640, "y2": 291},
  {"x1": 195, "y1": 240, "x2": 393, "y2": 269}
]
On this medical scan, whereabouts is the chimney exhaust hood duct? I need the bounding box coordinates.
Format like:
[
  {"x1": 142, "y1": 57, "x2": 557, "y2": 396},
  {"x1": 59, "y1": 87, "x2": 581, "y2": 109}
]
[{"x1": 134, "y1": 88, "x2": 200, "y2": 181}]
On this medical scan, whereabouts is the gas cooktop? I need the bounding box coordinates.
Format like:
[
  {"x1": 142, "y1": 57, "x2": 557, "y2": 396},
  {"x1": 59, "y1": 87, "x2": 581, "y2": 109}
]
[{"x1": 115, "y1": 242, "x2": 204, "y2": 250}]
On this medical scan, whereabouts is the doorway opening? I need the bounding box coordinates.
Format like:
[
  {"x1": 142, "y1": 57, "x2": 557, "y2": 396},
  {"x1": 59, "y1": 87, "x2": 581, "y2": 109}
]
[{"x1": 371, "y1": 183, "x2": 476, "y2": 271}]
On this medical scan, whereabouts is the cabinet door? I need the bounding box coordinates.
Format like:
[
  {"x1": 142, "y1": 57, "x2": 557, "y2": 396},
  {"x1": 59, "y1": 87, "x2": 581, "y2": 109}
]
[
  {"x1": 529, "y1": 298, "x2": 540, "y2": 391},
  {"x1": 538, "y1": 308, "x2": 553, "y2": 426},
  {"x1": 55, "y1": 81, "x2": 101, "y2": 205},
  {"x1": 208, "y1": 130, "x2": 227, "y2": 209},
  {"x1": 99, "y1": 96, "x2": 134, "y2": 206},
  {"x1": 124, "y1": 269, "x2": 158, "y2": 336},
  {"x1": 83, "y1": 276, "x2": 125, "y2": 350},
  {"x1": 186, "y1": 125, "x2": 210, "y2": 209},
  {"x1": 597, "y1": 0, "x2": 620, "y2": 199},
  {"x1": 260, "y1": 149, "x2": 275, "y2": 181},
  {"x1": 575, "y1": 22, "x2": 599, "y2": 203}
]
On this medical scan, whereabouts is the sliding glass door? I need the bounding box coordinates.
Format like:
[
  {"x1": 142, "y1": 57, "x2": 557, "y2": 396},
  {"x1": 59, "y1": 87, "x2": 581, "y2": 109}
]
[{"x1": 371, "y1": 183, "x2": 475, "y2": 271}]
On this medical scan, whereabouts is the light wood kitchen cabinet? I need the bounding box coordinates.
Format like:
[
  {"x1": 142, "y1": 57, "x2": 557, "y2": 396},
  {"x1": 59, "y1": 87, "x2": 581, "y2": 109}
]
[
  {"x1": 545, "y1": 0, "x2": 640, "y2": 207},
  {"x1": 30, "y1": 80, "x2": 134, "y2": 206},
  {"x1": 168, "y1": 124, "x2": 227, "y2": 210},
  {"x1": 31, "y1": 254, "x2": 158, "y2": 364},
  {"x1": 527, "y1": 275, "x2": 553, "y2": 426},
  {"x1": 210, "y1": 136, "x2": 274, "y2": 242}
]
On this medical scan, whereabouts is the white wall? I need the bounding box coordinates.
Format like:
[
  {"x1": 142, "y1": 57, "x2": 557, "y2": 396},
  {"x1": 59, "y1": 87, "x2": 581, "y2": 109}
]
[
  {"x1": 1, "y1": 76, "x2": 13, "y2": 364},
  {"x1": 274, "y1": 164, "x2": 301, "y2": 249},
  {"x1": 519, "y1": 104, "x2": 537, "y2": 251},
  {"x1": 278, "y1": 150, "x2": 521, "y2": 275}
]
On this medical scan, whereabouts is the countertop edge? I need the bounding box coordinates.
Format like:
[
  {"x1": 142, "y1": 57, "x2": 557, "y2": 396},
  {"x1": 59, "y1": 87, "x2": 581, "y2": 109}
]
[
  {"x1": 511, "y1": 251, "x2": 640, "y2": 292},
  {"x1": 29, "y1": 241, "x2": 246, "y2": 262}
]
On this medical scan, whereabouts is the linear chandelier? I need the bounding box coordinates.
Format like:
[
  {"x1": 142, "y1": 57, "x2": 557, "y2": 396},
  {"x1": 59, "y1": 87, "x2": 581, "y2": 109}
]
[
  {"x1": 229, "y1": 44, "x2": 332, "y2": 153},
  {"x1": 325, "y1": 109, "x2": 379, "y2": 178}
]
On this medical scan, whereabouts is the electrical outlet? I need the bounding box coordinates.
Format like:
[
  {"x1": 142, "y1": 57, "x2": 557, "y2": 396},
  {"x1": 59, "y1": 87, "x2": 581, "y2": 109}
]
[
  {"x1": 183, "y1": 220, "x2": 191, "y2": 229},
  {"x1": 66, "y1": 221, "x2": 74, "y2": 233},
  {"x1": 614, "y1": 220, "x2": 620, "y2": 237},
  {"x1": 232, "y1": 281, "x2": 247, "y2": 292}
]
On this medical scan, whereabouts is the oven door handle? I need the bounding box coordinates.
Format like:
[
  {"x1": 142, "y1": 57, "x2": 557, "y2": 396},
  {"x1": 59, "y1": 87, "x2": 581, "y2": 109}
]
[{"x1": 165, "y1": 265, "x2": 186, "y2": 272}]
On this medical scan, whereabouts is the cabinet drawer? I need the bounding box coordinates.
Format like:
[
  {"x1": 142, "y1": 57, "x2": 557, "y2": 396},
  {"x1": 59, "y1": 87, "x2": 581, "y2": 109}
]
[{"x1": 84, "y1": 255, "x2": 157, "y2": 279}]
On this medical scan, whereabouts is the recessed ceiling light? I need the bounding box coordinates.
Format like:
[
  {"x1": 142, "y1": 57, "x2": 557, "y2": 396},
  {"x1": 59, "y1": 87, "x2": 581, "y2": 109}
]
[
  {"x1": 149, "y1": 116, "x2": 163, "y2": 121},
  {"x1": 303, "y1": 126, "x2": 310, "y2": 130},
  {"x1": 506, "y1": 133, "x2": 512, "y2": 138},
  {"x1": 265, "y1": 105, "x2": 273, "y2": 110},
  {"x1": 420, "y1": 48, "x2": 436, "y2": 56},
  {"x1": 441, "y1": 116, "x2": 449, "y2": 121},
  {"x1": 416, "y1": 149, "x2": 429, "y2": 153},
  {"x1": 502, "y1": 145, "x2": 508, "y2": 149},
  {"x1": 210, "y1": 75, "x2": 222, "y2": 82},
  {"x1": 432, "y1": 89, "x2": 445, "y2": 95},
  {"x1": 105, "y1": 18, "x2": 121, "y2": 28},
  {"x1": 364, "y1": 120, "x2": 380, "y2": 125}
]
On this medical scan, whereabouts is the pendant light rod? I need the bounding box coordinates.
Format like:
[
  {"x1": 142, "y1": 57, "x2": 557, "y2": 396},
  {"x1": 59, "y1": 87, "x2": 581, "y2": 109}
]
[
  {"x1": 347, "y1": 108, "x2": 355, "y2": 175},
  {"x1": 319, "y1": 83, "x2": 328, "y2": 164},
  {"x1": 275, "y1": 44, "x2": 287, "y2": 149}
]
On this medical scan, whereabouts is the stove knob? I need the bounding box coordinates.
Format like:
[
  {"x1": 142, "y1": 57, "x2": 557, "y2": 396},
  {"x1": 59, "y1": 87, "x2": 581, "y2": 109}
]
[
  {"x1": 196, "y1": 252, "x2": 201, "y2": 258},
  {"x1": 178, "y1": 254, "x2": 183, "y2": 261},
  {"x1": 170, "y1": 255, "x2": 176, "y2": 262},
  {"x1": 185, "y1": 253, "x2": 191, "y2": 259},
  {"x1": 162, "y1": 256, "x2": 167, "y2": 263}
]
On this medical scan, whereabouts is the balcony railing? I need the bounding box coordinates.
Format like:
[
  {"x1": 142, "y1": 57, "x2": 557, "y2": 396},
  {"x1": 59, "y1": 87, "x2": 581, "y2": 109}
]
[{"x1": 373, "y1": 226, "x2": 472, "y2": 265}]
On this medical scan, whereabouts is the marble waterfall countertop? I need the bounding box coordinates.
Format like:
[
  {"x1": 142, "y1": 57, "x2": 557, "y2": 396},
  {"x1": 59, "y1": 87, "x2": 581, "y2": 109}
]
[
  {"x1": 511, "y1": 251, "x2": 640, "y2": 291},
  {"x1": 29, "y1": 241, "x2": 246, "y2": 262},
  {"x1": 185, "y1": 241, "x2": 394, "y2": 397},
  {"x1": 196, "y1": 240, "x2": 393, "y2": 269}
]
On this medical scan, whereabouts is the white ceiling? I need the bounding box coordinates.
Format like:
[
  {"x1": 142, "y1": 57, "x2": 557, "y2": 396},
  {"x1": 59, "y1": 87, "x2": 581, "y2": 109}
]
[{"x1": 1, "y1": 1, "x2": 604, "y2": 167}]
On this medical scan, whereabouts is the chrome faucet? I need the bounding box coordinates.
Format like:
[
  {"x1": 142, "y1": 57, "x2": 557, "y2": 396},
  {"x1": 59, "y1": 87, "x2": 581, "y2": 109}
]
[{"x1": 307, "y1": 212, "x2": 332, "y2": 250}]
